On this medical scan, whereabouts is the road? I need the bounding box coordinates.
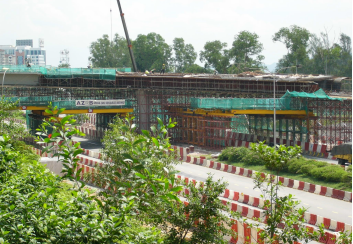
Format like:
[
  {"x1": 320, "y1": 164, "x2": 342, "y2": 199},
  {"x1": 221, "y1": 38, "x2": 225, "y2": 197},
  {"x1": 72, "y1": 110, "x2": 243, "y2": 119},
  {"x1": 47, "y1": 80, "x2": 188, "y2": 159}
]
[
  {"x1": 72, "y1": 136, "x2": 352, "y2": 224},
  {"x1": 175, "y1": 162, "x2": 352, "y2": 224},
  {"x1": 304, "y1": 155, "x2": 338, "y2": 164}
]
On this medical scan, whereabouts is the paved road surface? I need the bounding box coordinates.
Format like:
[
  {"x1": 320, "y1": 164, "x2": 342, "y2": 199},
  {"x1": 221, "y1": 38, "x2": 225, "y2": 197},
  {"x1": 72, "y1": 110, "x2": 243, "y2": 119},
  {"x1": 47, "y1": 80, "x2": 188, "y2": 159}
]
[
  {"x1": 175, "y1": 162, "x2": 352, "y2": 224},
  {"x1": 304, "y1": 155, "x2": 338, "y2": 164},
  {"x1": 72, "y1": 136, "x2": 352, "y2": 224}
]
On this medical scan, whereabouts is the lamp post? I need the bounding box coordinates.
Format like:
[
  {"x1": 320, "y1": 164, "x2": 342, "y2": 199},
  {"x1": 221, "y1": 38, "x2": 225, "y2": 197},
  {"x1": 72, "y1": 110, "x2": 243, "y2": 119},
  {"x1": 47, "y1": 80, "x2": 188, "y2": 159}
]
[
  {"x1": 270, "y1": 65, "x2": 301, "y2": 147},
  {"x1": 2, "y1": 68, "x2": 9, "y2": 100}
]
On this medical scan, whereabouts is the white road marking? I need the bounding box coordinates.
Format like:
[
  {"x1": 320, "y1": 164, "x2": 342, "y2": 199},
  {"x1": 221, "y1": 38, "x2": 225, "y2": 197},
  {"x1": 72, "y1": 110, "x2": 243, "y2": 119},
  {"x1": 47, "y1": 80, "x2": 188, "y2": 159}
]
[
  {"x1": 317, "y1": 207, "x2": 323, "y2": 209},
  {"x1": 332, "y1": 211, "x2": 338, "y2": 214}
]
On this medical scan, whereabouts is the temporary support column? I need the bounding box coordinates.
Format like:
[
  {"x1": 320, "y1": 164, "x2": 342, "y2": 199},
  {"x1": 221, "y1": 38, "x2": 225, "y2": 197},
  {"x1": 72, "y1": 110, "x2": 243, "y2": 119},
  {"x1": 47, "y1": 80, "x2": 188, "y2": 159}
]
[
  {"x1": 266, "y1": 117, "x2": 271, "y2": 144},
  {"x1": 279, "y1": 118, "x2": 283, "y2": 140},
  {"x1": 136, "y1": 89, "x2": 150, "y2": 131},
  {"x1": 300, "y1": 119, "x2": 304, "y2": 142},
  {"x1": 292, "y1": 119, "x2": 296, "y2": 142},
  {"x1": 286, "y1": 119, "x2": 289, "y2": 141}
]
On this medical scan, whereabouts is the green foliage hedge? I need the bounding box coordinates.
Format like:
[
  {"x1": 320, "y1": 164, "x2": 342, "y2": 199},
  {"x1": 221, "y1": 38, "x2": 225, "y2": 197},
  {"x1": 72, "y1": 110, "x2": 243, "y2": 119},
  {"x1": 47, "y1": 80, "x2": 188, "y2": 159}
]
[
  {"x1": 0, "y1": 137, "x2": 165, "y2": 243},
  {"x1": 219, "y1": 146, "x2": 351, "y2": 185}
]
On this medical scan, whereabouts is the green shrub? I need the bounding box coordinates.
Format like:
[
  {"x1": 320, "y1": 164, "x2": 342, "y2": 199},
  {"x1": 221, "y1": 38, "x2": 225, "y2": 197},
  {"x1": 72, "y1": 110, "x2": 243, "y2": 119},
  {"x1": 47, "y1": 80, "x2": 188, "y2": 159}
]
[
  {"x1": 311, "y1": 161, "x2": 328, "y2": 168},
  {"x1": 310, "y1": 165, "x2": 346, "y2": 182},
  {"x1": 287, "y1": 157, "x2": 307, "y2": 174},
  {"x1": 341, "y1": 171, "x2": 352, "y2": 184},
  {"x1": 229, "y1": 147, "x2": 251, "y2": 162},
  {"x1": 299, "y1": 164, "x2": 318, "y2": 175},
  {"x1": 218, "y1": 147, "x2": 233, "y2": 161},
  {"x1": 242, "y1": 151, "x2": 265, "y2": 166}
]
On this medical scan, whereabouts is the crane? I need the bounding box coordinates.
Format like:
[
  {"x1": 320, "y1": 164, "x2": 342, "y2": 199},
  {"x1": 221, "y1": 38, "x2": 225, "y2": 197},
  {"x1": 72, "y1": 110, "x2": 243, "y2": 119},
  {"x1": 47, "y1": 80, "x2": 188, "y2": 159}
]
[{"x1": 116, "y1": 0, "x2": 138, "y2": 72}]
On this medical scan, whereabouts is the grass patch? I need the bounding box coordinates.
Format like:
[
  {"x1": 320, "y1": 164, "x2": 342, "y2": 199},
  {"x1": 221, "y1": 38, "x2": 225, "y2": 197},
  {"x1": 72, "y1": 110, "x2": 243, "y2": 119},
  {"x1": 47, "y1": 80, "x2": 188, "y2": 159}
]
[
  {"x1": 219, "y1": 160, "x2": 351, "y2": 192},
  {"x1": 218, "y1": 147, "x2": 352, "y2": 192}
]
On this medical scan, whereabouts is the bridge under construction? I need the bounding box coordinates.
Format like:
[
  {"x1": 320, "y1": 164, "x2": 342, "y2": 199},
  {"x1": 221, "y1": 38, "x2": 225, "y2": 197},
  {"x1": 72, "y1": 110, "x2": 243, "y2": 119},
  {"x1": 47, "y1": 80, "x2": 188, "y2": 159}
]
[{"x1": 1, "y1": 65, "x2": 351, "y2": 150}]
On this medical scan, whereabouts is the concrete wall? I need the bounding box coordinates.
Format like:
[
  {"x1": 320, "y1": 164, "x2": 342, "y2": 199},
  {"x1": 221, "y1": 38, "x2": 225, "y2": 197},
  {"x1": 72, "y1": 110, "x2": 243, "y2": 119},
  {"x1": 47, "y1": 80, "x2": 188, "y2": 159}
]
[
  {"x1": 1, "y1": 73, "x2": 39, "y2": 86},
  {"x1": 40, "y1": 157, "x2": 64, "y2": 176}
]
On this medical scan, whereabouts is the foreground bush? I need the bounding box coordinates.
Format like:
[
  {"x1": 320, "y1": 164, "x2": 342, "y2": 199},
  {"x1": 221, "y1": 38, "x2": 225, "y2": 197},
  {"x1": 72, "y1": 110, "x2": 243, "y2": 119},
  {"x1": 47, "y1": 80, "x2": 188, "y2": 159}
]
[{"x1": 0, "y1": 137, "x2": 130, "y2": 243}]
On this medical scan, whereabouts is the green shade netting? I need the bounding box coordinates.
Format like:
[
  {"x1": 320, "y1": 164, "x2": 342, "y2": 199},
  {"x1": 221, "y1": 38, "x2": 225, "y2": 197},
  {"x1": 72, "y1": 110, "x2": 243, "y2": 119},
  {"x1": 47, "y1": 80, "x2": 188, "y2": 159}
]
[
  {"x1": 190, "y1": 89, "x2": 343, "y2": 110},
  {"x1": 0, "y1": 65, "x2": 131, "y2": 81}
]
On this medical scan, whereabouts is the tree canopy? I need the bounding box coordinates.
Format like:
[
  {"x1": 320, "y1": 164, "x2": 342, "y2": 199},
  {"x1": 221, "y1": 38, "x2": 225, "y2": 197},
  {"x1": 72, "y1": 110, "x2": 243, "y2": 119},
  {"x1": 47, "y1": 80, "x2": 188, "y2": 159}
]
[
  {"x1": 172, "y1": 37, "x2": 197, "y2": 73},
  {"x1": 273, "y1": 25, "x2": 311, "y2": 73},
  {"x1": 228, "y1": 30, "x2": 265, "y2": 73},
  {"x1": 199, "y1": 40, "x2": 230, "y2": 73},
  {"x1": 133, "y1": 32, "x2": 172, "y2": 72},
  {"x1": 88, "y1": 28, "x2": 351, "y2": 77},
  {"x1": 89, "y1": 34, "x2": 131, "y2": 68}
]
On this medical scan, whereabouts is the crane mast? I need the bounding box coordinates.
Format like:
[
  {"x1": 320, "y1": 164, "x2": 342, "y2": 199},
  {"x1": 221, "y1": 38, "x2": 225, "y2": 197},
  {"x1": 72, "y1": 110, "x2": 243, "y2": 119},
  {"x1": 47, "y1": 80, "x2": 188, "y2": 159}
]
[{"x1": 116, "y1": 0, "x2": 138, "y2": 72}]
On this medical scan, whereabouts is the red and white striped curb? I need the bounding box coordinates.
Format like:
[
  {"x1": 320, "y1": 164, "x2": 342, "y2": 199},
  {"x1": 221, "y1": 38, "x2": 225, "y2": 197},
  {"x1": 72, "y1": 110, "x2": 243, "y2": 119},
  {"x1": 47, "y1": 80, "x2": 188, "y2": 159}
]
[
  {"x1": 67, "y1": 143, "x2": 352, "y2": 203},
  {"x1": 182, "y1": 149, "x2": 352, "y2": 202},
  {"x1": 175, "y1": 174, "x2": 352, "y2": 234}
]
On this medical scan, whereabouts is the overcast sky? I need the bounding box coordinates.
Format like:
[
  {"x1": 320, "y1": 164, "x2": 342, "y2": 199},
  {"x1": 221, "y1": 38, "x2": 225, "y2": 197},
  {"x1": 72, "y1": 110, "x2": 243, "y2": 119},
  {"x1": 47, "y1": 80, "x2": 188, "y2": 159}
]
[{"x1": 1, "y1": 0, "x2": 351, "y2": 69}]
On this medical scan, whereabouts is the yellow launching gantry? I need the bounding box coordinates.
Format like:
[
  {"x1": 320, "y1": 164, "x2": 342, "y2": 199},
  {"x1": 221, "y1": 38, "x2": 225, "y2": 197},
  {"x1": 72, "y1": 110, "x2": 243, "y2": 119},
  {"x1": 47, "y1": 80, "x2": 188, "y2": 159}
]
[
  {"x1": 27, "y1": 107, "x2": 133, "y2": 116},
  {"x1": 169, "y1": 107, "x2": 314, "y2": 118}
]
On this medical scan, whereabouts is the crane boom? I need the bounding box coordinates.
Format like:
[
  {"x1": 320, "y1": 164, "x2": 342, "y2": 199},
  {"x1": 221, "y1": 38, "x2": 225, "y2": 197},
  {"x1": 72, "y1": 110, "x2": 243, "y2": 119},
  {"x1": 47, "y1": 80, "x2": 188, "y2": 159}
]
[{"x1": 116, "y1": 0, "x2": 138, "y2": 72}]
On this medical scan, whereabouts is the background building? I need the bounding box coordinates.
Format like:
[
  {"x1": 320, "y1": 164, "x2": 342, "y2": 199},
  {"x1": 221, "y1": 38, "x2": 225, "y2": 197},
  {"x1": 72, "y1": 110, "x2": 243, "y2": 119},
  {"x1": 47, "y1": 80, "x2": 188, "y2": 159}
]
[
  {"x1": 16, "y1": 39, "x2": 33, "y2": 47},
  {"x1": 0, "y1": 39, "x2": 46, "y2": 66}
]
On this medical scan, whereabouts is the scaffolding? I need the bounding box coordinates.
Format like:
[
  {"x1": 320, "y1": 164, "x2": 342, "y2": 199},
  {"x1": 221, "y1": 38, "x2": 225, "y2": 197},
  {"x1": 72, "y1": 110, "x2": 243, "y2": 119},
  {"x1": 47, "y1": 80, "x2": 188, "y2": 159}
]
[{"x1": 2, "y1": 72, "x2": 351, "y2": 150}]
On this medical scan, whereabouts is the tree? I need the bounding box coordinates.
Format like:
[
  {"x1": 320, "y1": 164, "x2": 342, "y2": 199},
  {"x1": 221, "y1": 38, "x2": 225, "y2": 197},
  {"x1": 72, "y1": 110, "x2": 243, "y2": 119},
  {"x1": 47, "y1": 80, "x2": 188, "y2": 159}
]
[
  {"x1": 200, "y1": 40, "x2": 230, "y2": 74},
  {"x1": 184, "y1": 64, "x2": 212, "y2": 74},
  {"x1": 229, "y1": 31, "x2": 265, "y2": 73},
  {"x1": 306, "y1": 32, "x2": 352, "y2": 77},
  {"x1": 251, "y1": 141, "x2": 302, "y2": 173},
  {"x1": 133, "y1": 32, "x2": 172, "y2": 72},
  {"x1": 0, "y1": 97, "x2": 30, "y2": 140},
  {"x1": 89, "y1": 33, "x2": 131, "y2": 68},
  {"x1": 94, "y1": 116, "x2": 181, "y2": 212},
  {"x1": 273, "y1": 25, "x2": 311, "y2": 73},
  {"x1": 247, "y1": 172, "x2": 324, "y2": 243},
  {"x1": 36, "y1": 103, "x2": 85, "y2": 190},
  {"x1": 172, "y1": 37, "x2": 197, "y2": 73},
  {"x1": 336, "y1": 33, "x2": 352, "y2": 77},
  {"x1": 244, "y1": 142, "x2": 324, "y2": 243},
  {"x1": 145, "y1": 174, "x2": 236, "y2": 243},
  {"x1": 58, "y1": 63, "x2": 70, "y2": 68}
]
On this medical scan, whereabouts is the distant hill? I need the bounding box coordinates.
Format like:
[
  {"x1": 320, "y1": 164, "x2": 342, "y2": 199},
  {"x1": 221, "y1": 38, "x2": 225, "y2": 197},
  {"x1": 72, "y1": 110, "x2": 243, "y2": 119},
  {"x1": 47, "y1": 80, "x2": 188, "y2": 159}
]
[{"x1": 266, "y1": 63, "x2": 277, "y2": 73}]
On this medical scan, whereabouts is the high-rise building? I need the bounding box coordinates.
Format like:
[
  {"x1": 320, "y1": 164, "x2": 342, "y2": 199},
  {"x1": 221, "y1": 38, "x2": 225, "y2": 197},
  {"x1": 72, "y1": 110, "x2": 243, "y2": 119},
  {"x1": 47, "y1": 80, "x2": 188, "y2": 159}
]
[
  {"x1": 0, "y1": 39, "x2": 46, "y2": 66},
  {"x1": 16, "y1": 39, "x2": 33, "y2": 47}
]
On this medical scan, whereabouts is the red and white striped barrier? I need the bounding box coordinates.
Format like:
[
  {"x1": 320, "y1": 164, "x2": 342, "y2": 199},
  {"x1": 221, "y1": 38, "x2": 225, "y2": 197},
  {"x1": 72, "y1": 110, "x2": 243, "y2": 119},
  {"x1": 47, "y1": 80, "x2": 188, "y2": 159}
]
[
  {"x1": 175, "y1": 175, "x2": 352, "y2": 234},
  {"x1": 183, "y1": 149, "x2": 352, "y2": 202}
]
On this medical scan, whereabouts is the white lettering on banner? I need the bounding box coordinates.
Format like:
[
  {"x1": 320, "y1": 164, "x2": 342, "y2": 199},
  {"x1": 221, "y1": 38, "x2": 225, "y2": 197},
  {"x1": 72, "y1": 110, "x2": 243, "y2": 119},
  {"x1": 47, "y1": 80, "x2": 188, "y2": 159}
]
[{"x1": 75, "y1": 99, "x2": 125, "y2": 107}]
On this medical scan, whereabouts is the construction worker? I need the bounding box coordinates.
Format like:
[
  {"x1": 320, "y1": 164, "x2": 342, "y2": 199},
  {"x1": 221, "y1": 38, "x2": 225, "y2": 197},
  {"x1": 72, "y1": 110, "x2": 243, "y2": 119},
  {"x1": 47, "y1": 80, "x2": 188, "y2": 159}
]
[
  {"x1": 151, "y1": 68, "x2": 156, "y2": 74},
  {"x1": 145, "y1": 70, "x2": 150, "y2": 75},
  {"x1": 160, "y1": 64, "x2": 165, "y2": 74}
]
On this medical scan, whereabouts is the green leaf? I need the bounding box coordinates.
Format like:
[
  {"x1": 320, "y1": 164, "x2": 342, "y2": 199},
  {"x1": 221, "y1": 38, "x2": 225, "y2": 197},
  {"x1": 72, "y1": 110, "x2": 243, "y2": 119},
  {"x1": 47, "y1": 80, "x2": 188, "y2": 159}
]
[
  {"x1": 157, "y1": 117, "x2": 163, "y2": 127},
  {"x1": 135, "y1": 172, "x2": 147, "y2": 180},
  {"x1": 152, "y1": 138, "x2": 159, "y2": 148},
  {"x1": 141, "y1": 130, "x2": 150, "y2": 138},
  {"x1": 165, "y1": 193, "x2": 180, "y2": 202},
  {"x1": 151, "y1": 185, "x2": 157, "y2": 194},
  {"x1": 170, "y1": 186, "x2": 183, "y2": 192},
  {"x1": 133, "y1": 139, "x2": 146, "y2": 146}
]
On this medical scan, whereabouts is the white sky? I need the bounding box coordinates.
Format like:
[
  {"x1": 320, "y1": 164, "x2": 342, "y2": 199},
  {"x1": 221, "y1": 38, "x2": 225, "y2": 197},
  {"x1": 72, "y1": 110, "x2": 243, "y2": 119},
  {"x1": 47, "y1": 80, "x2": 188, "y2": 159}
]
[{"x1": 1, "y1": 0, "x2": 351, "y2": 68}]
